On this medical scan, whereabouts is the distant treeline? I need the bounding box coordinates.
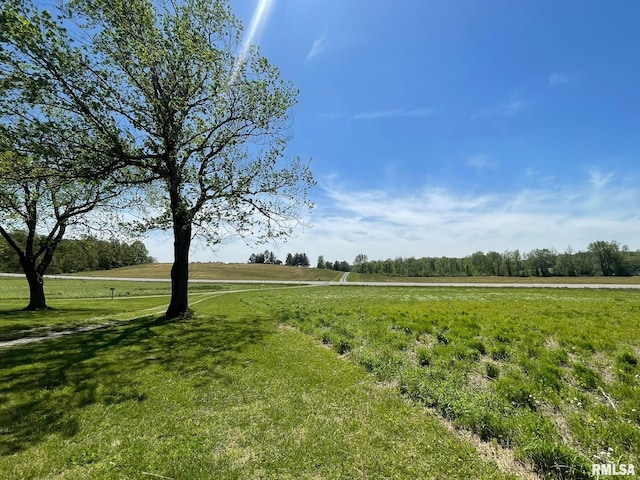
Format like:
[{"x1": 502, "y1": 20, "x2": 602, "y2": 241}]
[
  {"x1": 316, "y1": 255, "x2": 351, "y2": 272},
  {"x1": 0, "y1": 232, "x2": 155, "y2": 274},
  {"x1": 352, "y1": 241, "x2": 640, "y2": 277},
  {"x1": 248, "y1": 250, "x2": 311, "y2": 267},
  {"x1": 248, "y1": 251, "x2": 349, "y2": 271}
]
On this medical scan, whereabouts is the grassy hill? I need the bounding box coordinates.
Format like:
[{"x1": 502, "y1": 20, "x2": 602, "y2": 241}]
[
  {"x1": 65, "y1": 263, "x2": 640, "y2": 284},
  {"x1": 72, "y1": 263, "x2": 343, "y2": 281}
]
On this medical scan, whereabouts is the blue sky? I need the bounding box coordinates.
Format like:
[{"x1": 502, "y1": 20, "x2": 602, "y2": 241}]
[{"x1": 147, "y1": 1, "x2": 640, "y2": 263}]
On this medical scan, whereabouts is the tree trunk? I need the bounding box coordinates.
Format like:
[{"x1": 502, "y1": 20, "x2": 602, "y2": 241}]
[
  {"x1": 165, "y1": 206, "x2": 192, "y2": 319},
  {"x1": 23, "y1": 262, "x2": 47, "y2": 310}
]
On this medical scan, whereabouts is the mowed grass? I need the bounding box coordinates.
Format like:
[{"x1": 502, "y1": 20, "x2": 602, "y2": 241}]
[
  {"x1": 0, "y1": 278, "x2": 261, "y2": 341},
  {"x1": 250, "y1": 287, "x2": 640, "y2": 479},
  {"x1": 65, "y1": 263, "x2": 640, "y2": 284},
  {"x1": 69, "y1": 262, "x2": 343, "y2": 281},
  {"x1": 0, "y1": 288, "x2": 515, "y2": 479}
]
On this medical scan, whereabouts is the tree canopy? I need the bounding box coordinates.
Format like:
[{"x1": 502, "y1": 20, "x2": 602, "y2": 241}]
[
  {"x1": 0, "y1": 146, "x2": 121, "y2": 309},
  {"x1": 1, "y1": 0, "x2": 314, "y2": 317}
]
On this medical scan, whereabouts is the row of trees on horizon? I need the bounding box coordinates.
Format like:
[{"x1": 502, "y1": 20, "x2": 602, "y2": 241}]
[
  {"x1": 247, "y1": 250, "x2": 312, "y2": 267},
  {"x1": 0, "y1": 233, "x2": 155, "y2": 274},
  {"x1": 247, "y1": 251, "x2": 350, "y2": 271},
  {"x1": 247, "y1": 241, "x2": 639, "y2": 277},
  {"x1": 343, "y1": 241, "x2": 640, "y2": 277}
]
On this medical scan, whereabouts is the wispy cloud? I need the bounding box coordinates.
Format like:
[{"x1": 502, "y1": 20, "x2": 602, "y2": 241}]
[
  {"x1": 152, "y1": 172, "x2": 640, "y2": 263},
  {"x1": 549, "y1": 72, "x2": 571, "y2": 86},
  {"x1": 306, "y1": 36, "x2": 326, "y2": 61},
  {"x1": 472, "y1": 100, "x2": 526, "y2": 120},
  {"x1": 589, "y1": 169, "x2": 615, "y2": 188},
  {"x1": 352, "y1": 108, "x2": 435, "y2": 120},
  {"x1": 319, "y1": 112, "x2": 342, "y2": 120},
  {"x1": 466, "y1": 153, "x2": 496, "y2": 170},
  {"x1": 297, "y1": 175, "x2": 640, "y2": 261}
]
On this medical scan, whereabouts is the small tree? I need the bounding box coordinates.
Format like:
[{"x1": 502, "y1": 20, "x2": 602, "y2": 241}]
[
  {"x1": 0, "y1": 150, "x2": 119, "y2": 309},
  {"x1": 316, "y1": 255, "x2": 325, "y2": 269},
  {"x1": 352, "y1": 253, "x2": 368, "y2": 272}
]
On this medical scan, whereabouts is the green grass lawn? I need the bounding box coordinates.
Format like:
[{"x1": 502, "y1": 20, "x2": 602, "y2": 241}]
[
  {"x1": 0, "y1": 277, "x2": 263, "y2": 341},
  {"x1": 248, "y1": 287, "x2": 640, "y2": 479},
  {"x1": 3, "y1": 282, "x2": 639, "y2": 478},
  {"x1": 0, "y1": 288, "x2": 516, "y2": 479}
]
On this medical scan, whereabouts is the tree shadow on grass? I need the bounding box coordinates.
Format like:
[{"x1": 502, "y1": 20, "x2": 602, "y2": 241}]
[
  {"x1": 0, "y1": 307, "x2": 114, "y2": 340},
  {"x1": 0, "y1": 311, "x2": 273, "y2": 456}
]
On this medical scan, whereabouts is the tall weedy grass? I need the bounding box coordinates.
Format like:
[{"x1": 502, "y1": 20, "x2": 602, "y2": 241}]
[{"x1": 251, "y1": 287, "x2": 640, "y2": 479}]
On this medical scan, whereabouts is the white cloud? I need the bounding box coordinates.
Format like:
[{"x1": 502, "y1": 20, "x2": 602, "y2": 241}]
[
  {"x1": 306, "y1": 36, "x2": 326, "y2": 61},
  {"x1": 549, "y1": 72, "x2": 571, "y2": 86},
  {"x1": 472, "y1": 100, "x2": 526, "y2": 119},
  {"x1": 146, "y1": 172, "x2": 640, "y2": 265},
  {"x1": 303, "y1": 179, "x2": 640, "y2": 260},
  {"x1": 352, "y1": 108, "x2": 435, "y2": 120}
]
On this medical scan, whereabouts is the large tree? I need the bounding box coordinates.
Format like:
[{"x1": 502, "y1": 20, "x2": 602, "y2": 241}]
[{"x1": 1, "y1": 0, "x2": 314, "y2": 318}]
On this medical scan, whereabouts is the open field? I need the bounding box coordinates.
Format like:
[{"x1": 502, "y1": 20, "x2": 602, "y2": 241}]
[
  {"x1": 0, "y1": 286, "x2": 516, "y2": 479},
  {"x1": 348, "y1": 272, "x2": 640, "y2": 285},
  {"x1": 56, "y1": 262, "x2": 640, "y2": 285},
  {"x1": 68, "y1": 262, "x2": 344, "y2": 281},
  {"x1": 247, "y1": 287, "x2": 640, "y2": 479},
  {"x1": 2, "y1": 281, "x2": 639, "y2": 478},
  {"x1": 0, "y1": 278, "x2": 265, "y2": 342}
]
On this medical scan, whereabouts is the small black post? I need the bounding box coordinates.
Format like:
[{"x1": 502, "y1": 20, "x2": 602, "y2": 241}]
[{"x1": 110, "y1": 287, "x2": 115, "y2": 300}]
